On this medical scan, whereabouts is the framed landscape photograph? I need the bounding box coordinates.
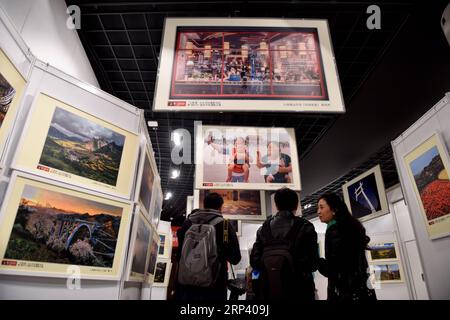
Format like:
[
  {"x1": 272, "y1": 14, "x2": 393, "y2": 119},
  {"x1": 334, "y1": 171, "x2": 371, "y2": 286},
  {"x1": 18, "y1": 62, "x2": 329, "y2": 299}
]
[
  {"x1": 0, "y1": 172, "x2": 132, "y2": 280},
  {"x1": 158, "y1": 232, "x2": 170, "y2": 258},
  {"x1": 134, "y1": 142, "x2": 158, "y2": 218},
  {"x1": 153, "y1": 18, "x2": 344, "y2": 113},
  {"x1": 342, "y1": 165, "x2": 389, "y2": 222},
  {"x1": 153, "y1": 258, "x2": 172, "y2": 287},
  {"x1": 195, "y1": 189, "x2": 267, "y2": 221},
  {"x1": 12, "y1": 93, "x2": 139, "y2": 199},
  {"x1": 404, "y1": 132, "x2": 450, "y2": 240},
  {"x1": 145, "y1": 225, "x2": 160, "y2": 284},
  {"x1": 369, "y1": 262, "x2": 404, "y2": 284},
  {"x1": 151, "y1": 180, "x2": 163, "y2": 227},
  {"x1": 124, "y1": 209, "x2": 152, "y2": 282},
  {"x1": 195, "y1": 124, "x2": 301, "y2": 190},
  {"x1": 368, "y1": 242, "x2": 399, "y2": 262},
  {"x1": 0, "y1": 49, "x2": 27, "y2": 164}
]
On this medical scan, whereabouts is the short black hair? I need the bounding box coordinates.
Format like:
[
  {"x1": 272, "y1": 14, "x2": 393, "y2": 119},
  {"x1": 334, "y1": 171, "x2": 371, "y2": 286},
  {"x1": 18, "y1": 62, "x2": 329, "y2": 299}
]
[
  {"x1": 274, "y1": 188, "x2": 298, "y2": 212},
  {"x1": 204, "y1": 192, "x2": 224, "y2": 210}
]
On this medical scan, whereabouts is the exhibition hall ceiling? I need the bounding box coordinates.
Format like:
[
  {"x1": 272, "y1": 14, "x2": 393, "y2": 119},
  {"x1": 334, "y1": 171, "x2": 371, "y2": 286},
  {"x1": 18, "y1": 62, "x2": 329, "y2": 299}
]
[{"x1": 68, "y1": 0, "x2": 414, "y2": 222}]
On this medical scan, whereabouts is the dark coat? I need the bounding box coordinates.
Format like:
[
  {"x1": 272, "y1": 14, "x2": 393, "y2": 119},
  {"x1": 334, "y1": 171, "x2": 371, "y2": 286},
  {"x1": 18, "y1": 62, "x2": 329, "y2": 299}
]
[
  {"x1": 250, "y1": 211, "x2": 319, "y2": 300},
  {"x1": 318, "y1": 222, "x2": 372, "y2": 301},
  {"x1": 175, "y1": 209, "x2": 241, "y2": 301}
]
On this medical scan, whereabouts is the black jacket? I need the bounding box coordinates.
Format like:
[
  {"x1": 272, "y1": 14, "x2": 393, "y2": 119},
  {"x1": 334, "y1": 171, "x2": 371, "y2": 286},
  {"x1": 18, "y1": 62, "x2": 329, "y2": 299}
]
[
  {"x1": 176, "y1": 209, "x2": 241, "y2": 301},
  {"x1": 318, "y1": 222, "x2": 371, "y2": 301},
  {"x1": 250, "y1": 211, "x2": 319, "y2": 300}
]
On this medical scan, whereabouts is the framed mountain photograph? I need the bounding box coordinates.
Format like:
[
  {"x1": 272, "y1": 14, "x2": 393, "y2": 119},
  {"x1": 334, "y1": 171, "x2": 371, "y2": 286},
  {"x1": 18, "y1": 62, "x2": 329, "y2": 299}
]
[{"x1": 12, "y1": 93, "x2": 139, "y2": 199}]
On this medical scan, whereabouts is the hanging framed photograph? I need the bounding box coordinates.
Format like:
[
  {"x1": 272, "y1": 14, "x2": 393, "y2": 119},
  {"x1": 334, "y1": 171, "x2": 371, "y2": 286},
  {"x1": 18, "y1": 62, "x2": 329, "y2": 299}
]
[
  {"x1": 0, "y1": 172, "x2": 132, "y2": 280},
  {"x1": 124, "y1": 208, "x2": 152, "y2": 282},
  {"x1": 195, "y1": 124, "x2": 301, "y2": 190},
  {"x1": 151, "y1": 180, "x2": 163, "y2": 227},
  {"x1": 153, "y1": 258, "x2": 172, "y2": 287},
  {"x1": 12, "y1": 93, "x2": 139, "y2": 199},
  {"x1": 342, "y1": 165, "x2": 389, "y2": 222},
  {"x1": 0, "y1": 49, "x2": 27, "y2": 164},
  {"x1": 158, "y1": 232, "x2": 171, "y2": 259},
  {"x1": 153, "y1": 18, "x2": 344, "y2": 113},
  {"x1": 367, "y1": 241, "x2": 399, "y2": 262},
  {"x1": 134, "y1": 141, "x2": 158, "y2": 219},
  {"x1": 369, "y1": 262, "x2": 404, "y2": 284},
  {"x1": 195, "y1": 189, "x2": 267, "y2": 221},
  {"x1": 403, "y1": 132, "x2": 450, "y2": 240},
  {"x1": 145, "y1": 224, "x2": 160, "y2": 284}
]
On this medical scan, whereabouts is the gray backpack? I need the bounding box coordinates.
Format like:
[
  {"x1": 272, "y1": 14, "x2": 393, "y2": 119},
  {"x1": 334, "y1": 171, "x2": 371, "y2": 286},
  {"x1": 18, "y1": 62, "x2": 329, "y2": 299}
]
[{"x1": 177, "y1": 212, "x2": 223, "y2": 287}]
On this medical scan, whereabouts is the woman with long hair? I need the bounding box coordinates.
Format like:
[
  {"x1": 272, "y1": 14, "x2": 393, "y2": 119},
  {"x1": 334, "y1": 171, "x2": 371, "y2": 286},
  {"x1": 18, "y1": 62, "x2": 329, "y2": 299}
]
[{"x1": 317, "y1": 193, "x2": 376, "y2": 301}]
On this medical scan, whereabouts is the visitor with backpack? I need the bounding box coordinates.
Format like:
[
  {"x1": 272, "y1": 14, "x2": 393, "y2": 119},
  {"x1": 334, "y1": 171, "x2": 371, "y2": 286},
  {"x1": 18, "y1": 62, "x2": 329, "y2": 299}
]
[
  {"x1": 250, "y1": 188, "x2": 319, "y2": 301},
  {"x1": 175, "y1": 192, "x2": 241, "y2": 301},
  {"x1": 317, "y1": 193, "x2": 376, "y2": 301}
]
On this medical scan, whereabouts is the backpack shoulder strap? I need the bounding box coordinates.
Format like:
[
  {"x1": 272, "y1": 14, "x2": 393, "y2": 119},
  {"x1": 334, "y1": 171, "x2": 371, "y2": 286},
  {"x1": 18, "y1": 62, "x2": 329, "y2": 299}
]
[
  {"x1": 261, "y1": 217, "x2": 275, "y2": 242},
  {"x1": 285, "y1": 217, "x2": 305, "y2": 244}
]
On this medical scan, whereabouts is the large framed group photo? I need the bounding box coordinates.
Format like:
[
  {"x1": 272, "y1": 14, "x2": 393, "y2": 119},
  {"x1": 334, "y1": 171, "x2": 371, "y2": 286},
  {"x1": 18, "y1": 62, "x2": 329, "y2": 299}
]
[
  {"x1": 195, "y1": 124, "x2": 301, "y2": 190},
  {"x1": 153, "y1": 18, "x2": 345, "y2": 113}
]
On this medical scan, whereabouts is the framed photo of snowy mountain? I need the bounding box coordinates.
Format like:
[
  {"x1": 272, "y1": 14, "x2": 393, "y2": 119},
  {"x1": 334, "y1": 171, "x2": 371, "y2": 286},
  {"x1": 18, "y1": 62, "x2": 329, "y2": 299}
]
[
  {"x1": 404, "y1": 132, "x2": 450, "y2": 240},
  {"x1": 342, "y1": 165, "x2": 389, "y2": 222},
  {"x1": 0, "y1": 171, "x2": 132, "y2": 280},
  {"x1": 12, "y1": 93, "x2": 139, "y2": 199}
]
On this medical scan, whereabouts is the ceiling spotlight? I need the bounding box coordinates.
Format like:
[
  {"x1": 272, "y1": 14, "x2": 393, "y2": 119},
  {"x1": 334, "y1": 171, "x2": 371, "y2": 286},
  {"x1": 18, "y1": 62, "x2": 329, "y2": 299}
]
[
  {"x1": 171, "y1": 169, "x2": 180, "y2": 179},
  {"x1": 147, "y1": 121, "x2": 158, "y2": 127},
  {"x1": 165, "y1": 192, "x2": 173, "y2": 200},
  {"x1": 303, "y1": 204, "x2": 312, "y2": 210}
]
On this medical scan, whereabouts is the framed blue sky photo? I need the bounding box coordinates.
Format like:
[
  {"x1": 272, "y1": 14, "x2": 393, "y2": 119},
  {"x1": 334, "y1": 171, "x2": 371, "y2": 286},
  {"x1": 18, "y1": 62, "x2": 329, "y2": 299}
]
[{"x1": 342, "y1": 165, "x2": 389, "y2": 222}]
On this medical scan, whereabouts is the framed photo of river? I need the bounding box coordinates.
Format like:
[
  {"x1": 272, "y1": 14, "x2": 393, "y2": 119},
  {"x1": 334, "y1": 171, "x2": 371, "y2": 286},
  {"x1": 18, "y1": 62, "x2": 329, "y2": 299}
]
[
  {"x1": 404, "y1": 133, "x2": 450, "y2": 240},
  {"x1": 153, "y1": 18, "x2": 345, "y2": 113},
  {"x1": 0, "y1": 172, "x2": 132, "y2": 280},
  {"x1": 12, "y1": 93, "x2": 139, "y2": 199}
]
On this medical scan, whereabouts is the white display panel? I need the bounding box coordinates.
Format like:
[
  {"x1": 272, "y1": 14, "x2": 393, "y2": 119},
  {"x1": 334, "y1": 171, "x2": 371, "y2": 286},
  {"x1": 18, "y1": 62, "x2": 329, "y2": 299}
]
[{"x1": 392, "y1": 93, "x2": 450, "y2": 299}]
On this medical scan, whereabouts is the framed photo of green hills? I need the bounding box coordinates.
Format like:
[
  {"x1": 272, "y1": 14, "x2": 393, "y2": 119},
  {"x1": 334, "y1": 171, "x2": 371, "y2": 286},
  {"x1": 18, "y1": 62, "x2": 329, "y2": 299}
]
[{"x1": 12, "y1": 93, "x2": 139, "y2": 199}]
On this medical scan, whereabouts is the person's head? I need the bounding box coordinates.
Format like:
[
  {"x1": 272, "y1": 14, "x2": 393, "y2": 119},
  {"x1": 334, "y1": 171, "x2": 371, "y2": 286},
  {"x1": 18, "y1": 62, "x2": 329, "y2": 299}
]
[
  {"x1": 235, "y1": 137, "x2": 246, "y2": 148},
  {"x1": 274, "y1": 188, "x2": 298, "y2": 213},
  {"x1": 267, "y1": 141, "x2": 280, "y2": 157},
  {"x1": 317, "y1": 193, "x2": 370, "y2": 248},
  {"x1": 203, "y1": 192, "x2": 224, "y2": 211}
]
